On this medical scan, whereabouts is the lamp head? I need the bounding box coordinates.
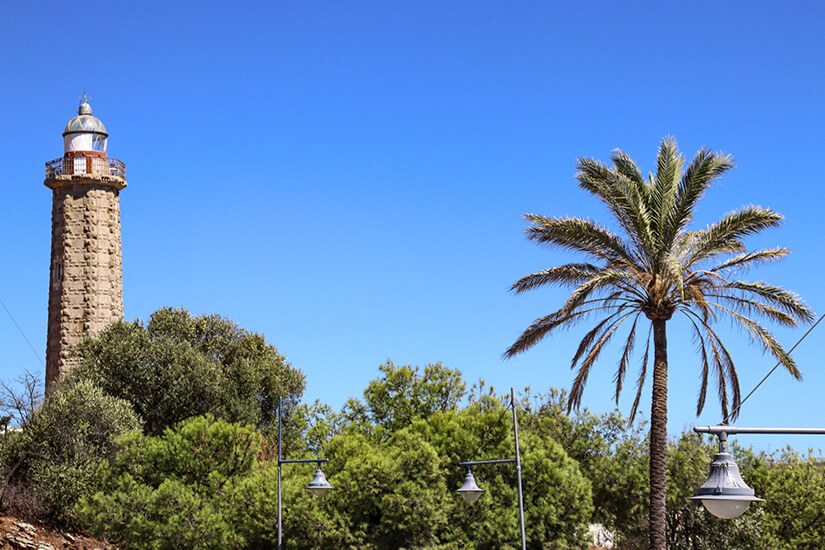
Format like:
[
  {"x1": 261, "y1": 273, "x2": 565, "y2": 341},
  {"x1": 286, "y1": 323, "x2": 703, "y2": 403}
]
[
  {"x1": 689, "y1": 449, "x2": 763, "y2": 519},
  {"x1": 456, "y1": 468, "x2": 484, "y2": 503},
  {"x1": 306, "y1": 464, "x2": 332, "y2": 496}
]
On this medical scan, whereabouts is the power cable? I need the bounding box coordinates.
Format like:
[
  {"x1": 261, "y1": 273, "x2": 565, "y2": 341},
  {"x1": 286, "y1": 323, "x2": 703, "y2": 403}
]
[
  {"x1": 724, "y1": 312, "x2": 825, "y2": 423},
  {"x1": 0, "y1": 296, "x2": 44, "y2": 367},
  {"x1": 284, "y1": 403, "x2": 322, "y2": 460},
  {"x1": 469, "y1": 394, "x2": 512, "y2": 461}
]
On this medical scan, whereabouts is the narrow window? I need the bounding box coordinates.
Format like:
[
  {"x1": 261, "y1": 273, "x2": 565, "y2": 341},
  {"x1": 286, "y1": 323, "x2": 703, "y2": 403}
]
[{"x1": 52, "y1": 261, "x2": 63, "y2": 288}]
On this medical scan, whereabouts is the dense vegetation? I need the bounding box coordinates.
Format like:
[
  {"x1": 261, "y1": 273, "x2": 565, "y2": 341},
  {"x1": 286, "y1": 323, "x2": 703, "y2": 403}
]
[
  {"x1": 72, "y1": 307, "x2": 306, "y2": 435},
  {"x1": 1, "y1": 310, "x2": 824, "y2": 548}
]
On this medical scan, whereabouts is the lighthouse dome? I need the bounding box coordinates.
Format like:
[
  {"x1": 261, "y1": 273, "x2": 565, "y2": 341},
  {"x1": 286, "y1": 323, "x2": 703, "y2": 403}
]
[
  {"x1": 63, "y1": 105, "x2": 108, "y2": 138},
  {"x1": 63, "y1": 97, "x2": 108, "y2": 153}
]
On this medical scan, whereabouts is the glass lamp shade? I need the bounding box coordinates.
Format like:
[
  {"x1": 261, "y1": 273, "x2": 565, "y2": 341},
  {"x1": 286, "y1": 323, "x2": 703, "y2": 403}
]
[
  {"x1": 306, "y1": 465, "x2": 332, "y2": 496},
  {"x1": 699, "y1": 498, "x2": 752, "y2": 519},
  {"x1": 456, "y1": 469, "x2": 484, "y2": 503},
  {"x1": 688, "y1": 450, "x2": 763, "y2": 519}
]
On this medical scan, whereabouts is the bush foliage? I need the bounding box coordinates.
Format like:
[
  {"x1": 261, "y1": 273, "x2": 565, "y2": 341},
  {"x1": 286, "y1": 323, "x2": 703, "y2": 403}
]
[
  {"x1": 6, "y1": 344, "x2": 825, "y2": 548},
  {"x1": 0, "y1": 379, "x2": 140, "y2": 524},
  {"x1": 72, "y1": 307, "x2": 305, "y2": 435},
  {"x1": 77, "y1": 415, "x2": 260, "y2": 549}
]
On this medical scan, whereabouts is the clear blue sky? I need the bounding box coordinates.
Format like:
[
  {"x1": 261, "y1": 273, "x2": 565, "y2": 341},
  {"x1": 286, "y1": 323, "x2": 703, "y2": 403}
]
[{"x1": 2, "y1": 1, "x2": 824, "y2": 452}]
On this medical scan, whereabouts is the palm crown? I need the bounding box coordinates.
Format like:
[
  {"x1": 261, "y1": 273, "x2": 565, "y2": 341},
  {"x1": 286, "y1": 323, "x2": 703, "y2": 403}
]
[{"x1": 505, "y1": 137, "x2": 813, "y2": 421}]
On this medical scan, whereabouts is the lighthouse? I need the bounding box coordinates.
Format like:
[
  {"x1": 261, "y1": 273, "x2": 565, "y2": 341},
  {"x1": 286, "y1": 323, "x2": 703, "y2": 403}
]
[{"x1": 44, "y1": 94, "x2": 126, "y2": 387}]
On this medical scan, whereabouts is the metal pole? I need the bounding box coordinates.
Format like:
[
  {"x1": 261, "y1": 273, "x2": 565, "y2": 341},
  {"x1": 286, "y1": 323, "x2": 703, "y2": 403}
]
[
  {"x1": 278, "y1": 396, "x2": 283, "y2": 550},
  {"x1": 694, "y1": 425, "x2": 825, "y2": 436},
  {"x1": 511, "y1": 387, "x2": 526, "y2": 550},
  {"x1": 459, "y1": 459, "x2": 517, "y2": 467}
]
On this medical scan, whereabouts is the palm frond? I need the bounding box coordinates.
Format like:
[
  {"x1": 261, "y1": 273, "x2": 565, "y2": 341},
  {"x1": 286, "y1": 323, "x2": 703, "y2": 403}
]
[
  {"x1": 614, "y1": 314, "x2": 639, "y2": 403},
  {"x1": 610, "y1": 149, "x2": 645, "y2": 188},
  {"x1": 665, "y1": 252, "x2": 686, "y2": 301},
  {"x1": 690, "y1": 320, "x2": 710, "y2": 416},
  {"x1": 685, "y1": 206, "x2": 784, "y2": 268},
  {"x1": 651, "y1": 138, "x2": 684, "y2": 256},
  {"x1": 575, "y1": 159, "x2": 657, "y2": 264},
  {"x1": 713, "y1": 281, "x2": 814, "y2": 323},
  {"x1": 510, "y1": 263, "x2": 601, "y2": 293},
  {"x1": 710, "y1": 248, "x2": 789, "y2": 273},
  {"x1": 629, "y1": 323, "x2": 652, "y2": 422},
  {"x1": 699, "y1": 294, "x2": 798, "y2": 327},
  {"x1": 570, "y1": 313, "x2": 624, "y2": 370},
  {"x1": 503, "y1": 312, "x2": 565, "y2": 359},
  {"x1": 554, "y1": 270, "x2": 640, "y2": 319},
  {"x1": 684, "y1": 309, "x2": 740, "y2": 418},
  {"x1": 668, "y1": 148, "x2": 734, "y2": 240},
  {"x1": 710, "y1": 303, "x2": 801, "y2": 380},
  {"x1": 523, "y1": 214, "x2": 636, "y2": 265},
  {"x1": 682, "y1": 284, "x2": 715, "y2": 323},
  {"x1": 502, "y1": 298, "x2": 626, "y2": 358},
  {"x1": 505, "y1": 285, "x2": 636, "y2": 359},
  {"x1": 569, "y1": 311, "x2": 634, "y2": 410},
  {"x1": 706, "y1": 326, "x2": 741, "y2": 421},
  {"x1": 707, "y1": 334, "x2": 730, "y2": 420}
]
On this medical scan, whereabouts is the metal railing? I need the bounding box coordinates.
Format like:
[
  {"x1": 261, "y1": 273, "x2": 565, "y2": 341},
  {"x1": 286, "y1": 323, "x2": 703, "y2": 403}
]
[{"x1": 45, "y1": 156, "x2": 126, "y2": 179}]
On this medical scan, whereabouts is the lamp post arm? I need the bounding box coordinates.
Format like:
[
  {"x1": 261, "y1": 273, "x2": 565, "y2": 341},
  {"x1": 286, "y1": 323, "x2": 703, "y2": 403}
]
[
  {"x1": 694, "y1": 426, "x2": 825, "y2": 436},
  {"x1": 280, "y1": 458, "x2": 329, "y2": 465},
  {"x1": 459, "y1": 458, "x2": 516, "y2": 467}
]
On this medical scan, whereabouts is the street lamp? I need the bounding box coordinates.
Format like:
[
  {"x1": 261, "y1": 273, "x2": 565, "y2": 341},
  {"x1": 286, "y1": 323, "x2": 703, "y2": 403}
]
[
  {"x1": 277, "y1": 397, "x2": 332, "y2": 549},
  {"x1": 690, "y1": 425, "x2": 825, "y2": 519},
  {"x1": 687, "y1": 430, "x2": 762, "y2": 518},
  {"x1": 456, "y1": 467, "x2": 484, "y2": 503},
  {"x1": 456, "y1": 387, "x2": 526, "y2": 550}
]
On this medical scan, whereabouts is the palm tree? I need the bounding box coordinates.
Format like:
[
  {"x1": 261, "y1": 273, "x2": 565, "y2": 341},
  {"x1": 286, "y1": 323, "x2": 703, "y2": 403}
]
[{"x1": 504, "y1": 138, "x2": 812, "y2": 549}]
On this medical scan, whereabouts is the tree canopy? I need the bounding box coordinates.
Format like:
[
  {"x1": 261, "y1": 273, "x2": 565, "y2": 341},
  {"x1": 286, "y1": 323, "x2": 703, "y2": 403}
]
[
  {"x1": 0, "y1": 378, "x2": 140, "y2": 524},
  {"x1": 72, "y1": 307, "x2": 305, "y2": 435},
  {"x1": 5, "y1": 359, "x2": 823, "y2": 547}
]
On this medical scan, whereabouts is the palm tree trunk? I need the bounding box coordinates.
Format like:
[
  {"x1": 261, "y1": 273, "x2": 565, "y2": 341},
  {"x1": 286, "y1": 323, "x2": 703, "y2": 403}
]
[{"x1": 649, "y1": 318, "x2": 668, "y2": 550}]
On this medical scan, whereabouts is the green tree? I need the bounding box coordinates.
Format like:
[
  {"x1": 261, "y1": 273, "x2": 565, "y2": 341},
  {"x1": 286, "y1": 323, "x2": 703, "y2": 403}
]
[
  {"x1": 272, "y1": 408, "x2": 593, "y2": 549},
  {"x1": 0, "y1": 379, "x2": 140, "y2": 523},
  {"x1": 72, "y1": 307, "x2": 305, "y2": 435},
  {"x1": 277, "y1": 367, "x2": 592, "y2": 548},
  {"x1": 742, "y1": 447, "x2": 825, "y2": 549},
  {"x1": 425, "y1": 403, "x2": 593, "y2": 549},
  {"x1": 77, "y1": 415, "x2": 261, "y2": 549},
  {"x1": 504, "y1": 138, "x2": 812, "y2": 548},
  {"x1": 344, "y1": 361, "x2": 466, "y2": 435},
  {"x1": 523, "y1": 389, "x2": 649, "y2": 544}
]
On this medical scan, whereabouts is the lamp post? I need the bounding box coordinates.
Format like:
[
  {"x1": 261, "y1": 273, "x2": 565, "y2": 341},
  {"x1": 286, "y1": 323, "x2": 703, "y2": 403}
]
[
  {"x1": 277, "y1": 397, "x2": 332, "y2": 550},
  {"x1": 690, "y1": 425, "x2": 825, "y2": 518},
  {"x1": 456, "y1": 387, "x2": 526, "y2": 550}
]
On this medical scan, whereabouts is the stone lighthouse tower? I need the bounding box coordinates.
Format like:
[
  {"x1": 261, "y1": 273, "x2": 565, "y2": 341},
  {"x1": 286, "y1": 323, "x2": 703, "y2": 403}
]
[{"x1": 44, "y1": 94, "x2": 126, "y2": 387}]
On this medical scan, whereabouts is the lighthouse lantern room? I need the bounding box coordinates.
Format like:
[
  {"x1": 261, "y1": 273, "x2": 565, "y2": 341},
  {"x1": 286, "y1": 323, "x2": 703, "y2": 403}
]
[{"x1": 46, "y1": 92, "x2": 125, "y2": 179}]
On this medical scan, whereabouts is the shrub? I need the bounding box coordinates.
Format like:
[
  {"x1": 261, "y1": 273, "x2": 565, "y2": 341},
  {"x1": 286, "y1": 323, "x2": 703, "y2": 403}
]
[
  {"x1": 0, "y1": 379, "x2": 140, "y2": 523},
  {"x1": 72, "y1": 307, "x2": 305, "y2": 435},
  {"x1": 77, "y1": 415, "x2": 261, "y2": 549}
]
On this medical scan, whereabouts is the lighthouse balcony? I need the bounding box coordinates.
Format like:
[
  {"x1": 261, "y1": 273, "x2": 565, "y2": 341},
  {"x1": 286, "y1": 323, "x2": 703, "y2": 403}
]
[{"x1": 46, "y1": 156, "x2": 126, "y2": 179}]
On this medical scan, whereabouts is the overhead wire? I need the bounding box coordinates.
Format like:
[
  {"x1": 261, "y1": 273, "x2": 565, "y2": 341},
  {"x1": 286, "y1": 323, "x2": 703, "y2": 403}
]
[
  {"x1": 724, "y1": 312, "x2": 825, "y2": 424},
  {"x1": 0, "y1": 296, "x2": 44, "y2": 367},
  {"x1": 468, "y1": 393, "x2": 512, "y2": 461},
  {"x1": 283, "y1": 402, "x2": 322, "y2": 460}
]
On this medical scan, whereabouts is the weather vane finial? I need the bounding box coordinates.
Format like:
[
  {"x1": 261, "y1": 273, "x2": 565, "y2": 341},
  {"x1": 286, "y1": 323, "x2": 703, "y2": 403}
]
[{"x1": 77, "y1": 90, "x2": 93, "y2": 115}]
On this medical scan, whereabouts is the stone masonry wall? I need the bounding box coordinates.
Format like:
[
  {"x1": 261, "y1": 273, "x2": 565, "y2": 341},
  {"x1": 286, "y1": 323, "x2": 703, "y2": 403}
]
[{"x1": 45, "y1": 174, "x2": 125, "y2": 387}]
